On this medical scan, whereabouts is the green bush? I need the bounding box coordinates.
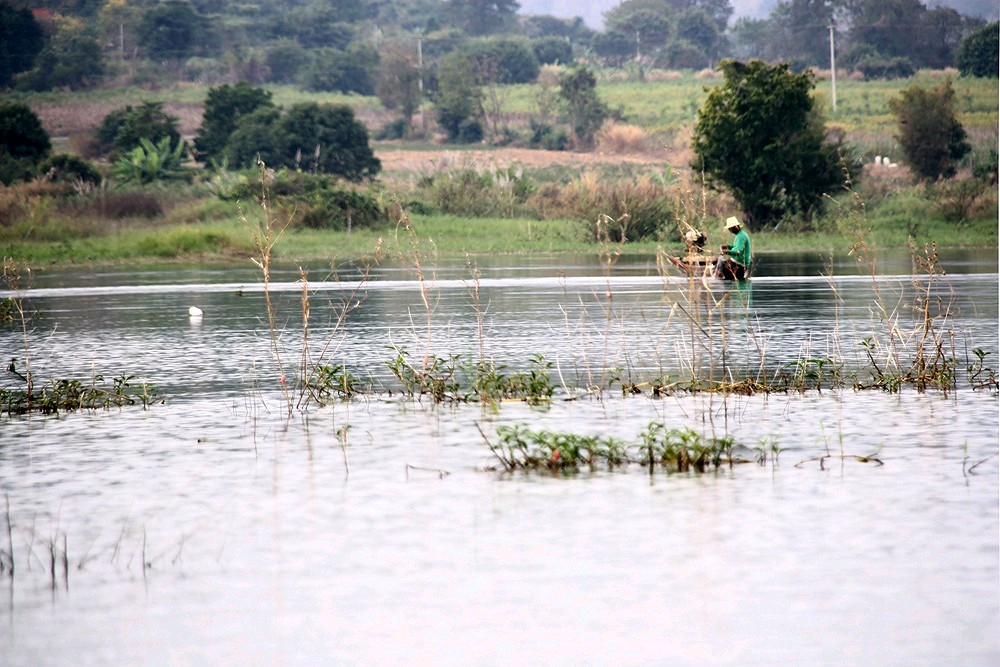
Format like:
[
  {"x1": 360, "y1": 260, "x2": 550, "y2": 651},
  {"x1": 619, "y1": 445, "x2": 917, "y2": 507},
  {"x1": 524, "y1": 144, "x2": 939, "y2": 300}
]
[
  {"x1": 223, "y1": 103, "x2": 380, "y2": 180},
  {"x1": 195, "y1": 82, "x2": 274, "y2": 163},
  {"x1": 95, "y1": 102, "x2": 183, "y2": 159},
  {"x1": 888, "y1": 79, "x2": 971, "y2": 181},
  {"x1": 425, "y1": 166, "x2": 535, "y2": 218},
  {"x1": 856, "y1": 55, "x2": 916, "y2": 81},
  {"x1": 299, "y1": 189, "x2": 386, "y2": 231},
  {"x1": 532, "y1": 37, "x2": 574, "y2": 66},
  {"x1": 567, "y1": 176, "x2": 676, "y2": 242},
  {"x1": 38, "y1": 154, "x2": 102, "y2": 185},
  {"x1": 0, "y1": 102, "x2": 50, "y2": 185},
  {"x1": 303, "y1": 44, "x2": 379, "y2": 94},
  {"x1": 0, "y1": 3, "x2": 44, "y2": 88},
  {"x1": 111, "y1": 137, "x2": 192, "y2": 184},
  {"x1": 467, "y1": 37, "x2": 540, "y2": 84},
  {"x1": 264, "y1": 40, "x2": 309, "y2": 84},
  {"x1": 956, "y1": 22, "x2": 999, "y2": 78}
]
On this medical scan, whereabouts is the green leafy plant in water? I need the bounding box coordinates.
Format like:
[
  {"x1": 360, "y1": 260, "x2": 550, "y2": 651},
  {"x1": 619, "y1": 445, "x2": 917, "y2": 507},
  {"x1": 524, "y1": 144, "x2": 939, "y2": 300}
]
[
  {"x1": 967, "y1": 347, "x2": 998, "y2": 391},
  {"x1": 0, "y1": 297, "x2": 15, "y2": 323},
  {"x1": 793, "y1": 356, "x2": 841, "y2": 391},
  {"x1": 304, "y1": 364, "x2": 365, "y2": 404},
  {"x1": 385, "y1": 347, "x2": 460, "y2": 402},
  {"x1": 466, "y1": 354, "x2": 555, "y2": 404},
  {"x1": 111, "y1": 137, "x2": 191, "y2": 184},
  {"x1": 491, "y1": 424, "x2": 629, "y2": 471},
  {"x1": 639, "y1": 423, "x2": 736, "y2": 472},
  {"x1": 1, "y1": 372, "x2": 162, "y2": 415}
]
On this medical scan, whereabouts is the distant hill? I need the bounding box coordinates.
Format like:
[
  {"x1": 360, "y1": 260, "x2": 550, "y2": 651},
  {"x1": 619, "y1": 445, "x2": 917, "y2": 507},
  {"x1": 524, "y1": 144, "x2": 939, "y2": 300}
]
[{"x1": 517, "y1": 0, "x2": 998, "y2": 28}]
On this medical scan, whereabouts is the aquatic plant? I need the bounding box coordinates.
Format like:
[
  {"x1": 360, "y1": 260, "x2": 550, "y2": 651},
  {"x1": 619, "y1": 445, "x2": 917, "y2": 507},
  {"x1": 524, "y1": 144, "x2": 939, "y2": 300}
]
[
  {"x1": 639, "y1": 423, "x2": 738, "y2": 472},
  {"x1": 966, "y1": 347, "x2": 998, "y2": 391},
  {"x1": 303, "y1": 364, "x2": 366, "y2": 404},
  {"x1": 487, "y1": 424, "x2": 631, "y2": 472},
  {"x1": 485, "y1": 422, "x2": 754, "y2": 473},
  {"x1": 466, "y1": 353, "x2": 555, "y2": 405},
  {"x1": 0, "y1": 372, "x2": 162, "y2": 416},
  {"x1": 386, "y1": 347, "x2": 461, "y2": 402}
]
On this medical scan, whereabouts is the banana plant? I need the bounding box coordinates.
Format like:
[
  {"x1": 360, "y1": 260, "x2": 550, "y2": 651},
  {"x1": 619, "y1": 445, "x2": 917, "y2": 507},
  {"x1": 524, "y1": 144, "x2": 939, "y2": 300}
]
[{"x1": 111, "y1": 137, "x2": 192, "y2": 184}]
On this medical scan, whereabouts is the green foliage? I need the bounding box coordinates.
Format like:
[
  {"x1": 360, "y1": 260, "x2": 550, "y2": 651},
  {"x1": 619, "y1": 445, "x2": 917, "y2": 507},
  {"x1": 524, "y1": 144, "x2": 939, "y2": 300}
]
[
  {"x1": 386, "y1": 348, "x2": 461, "y2": 402},
  {"x1": 569, "y1": 175, "x2": 675, "y2": 242},
  {"x1": 15, "y1": 22, "x2": 104, "y2": 91},
  {"x1": 559, "y1": 66, "x2": 610, "y2": 149},
  {"x1": 376, "y1": 48, "x2": 422, "y2": 126},
  {"x1": 0, "y1": 3, "x2": 45, "y2": 88},
  {"x1": 888, "y1": 79, "x2": 971, "y2": 181},
  {"x1": 195, "y1": 82, "x2": 274, "y2": 163},
  {"x1": 37, "y1": 154, "x2": 102, "y2": 185},
  {"x1": 96, "y1": 102, "x2": 182, "y2": 159},
  {"x1": 0, "y1": 102, "x2": 50, "y2": 185},
  {"x1": 467, "y1": 37, "x2": 541, "y2": 84},
  {"x1": 0, "y1": 372, "x2": 162, "y2": 416},
  {"x1": 424, "y1": 165, "x2": 534, "y2": 217},
  {"x1": 447, "y1": 0, "x2": 520, "y2": 36},
  {"x1": 434, "y1": 52, "x2": 484, "y2": 142},
  {"x1": 264, "y1": 40, "x2": 309, "y2": 84},
  {"x1": 855, "y1": 55, "x2": 916, "y2": 81},
  {"x1": 223, "y1": 103, "x2": 380, "y2": 180},
  {"x1": 532, "y1": 37, "x2": 574, "y2": 66},
  {"x1": 137, "y1": 0, "x2": 207, "y2": 61},
  {"x1": 487, "y1": 422, "x2": 746, "y2": 473},
  {"x1": 528, "y1": 121, "x2": 569, "y2": 151},
  {"x1": 956, "y1": 22, "x2": 999, "y2": 78},
  {"x1": 692, "y1": 60, "x2": 851, "y2": 229},
  {"x1": 299, "y1": 188, "x2": 386, "y2": 231},
  {"x1": 303, "y1": 43, "x2": 379, "y2": 94},
  {"x1": 304, "y1": 364, "x2": 366, "y2": 403},
  {"x1": 0, "y1": 102, "x2": 50, "y2": 162},
  {"x1": 111, "y1": 137, "x2": 191, "y2": 184},
  {"x1": 467, "y1": 354, "x2": 555, "y2": 404}
]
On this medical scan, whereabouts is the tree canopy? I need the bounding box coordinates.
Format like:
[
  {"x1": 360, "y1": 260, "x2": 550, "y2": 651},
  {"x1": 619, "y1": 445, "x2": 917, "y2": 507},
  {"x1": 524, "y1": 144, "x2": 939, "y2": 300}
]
[
  {"x1": 0, "y1": 3, "x2": 44, "y2": 88},
  {"x1": 889, "y1": 79, "x2": 971, "y2": 180},
  {"x1": 692, "y1": 59, "x2": 851, "y2": 229}
]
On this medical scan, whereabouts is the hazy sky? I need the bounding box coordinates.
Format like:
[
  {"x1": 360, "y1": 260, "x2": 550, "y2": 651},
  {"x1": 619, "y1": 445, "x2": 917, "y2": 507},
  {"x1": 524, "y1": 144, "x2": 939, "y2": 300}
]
[{"x1": 518, "y1": 0, "x2": 999, "y2": 29}]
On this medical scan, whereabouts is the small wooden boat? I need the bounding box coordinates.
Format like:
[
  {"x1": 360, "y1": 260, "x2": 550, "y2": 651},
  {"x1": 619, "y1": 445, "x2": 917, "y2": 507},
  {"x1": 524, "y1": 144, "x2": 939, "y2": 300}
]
[
  {"x1": 667, "y1": 254, "x2": 751, "y2": 281},
  {"x1": 667, "y1": 254, "x2": 717, "y2": 276}
]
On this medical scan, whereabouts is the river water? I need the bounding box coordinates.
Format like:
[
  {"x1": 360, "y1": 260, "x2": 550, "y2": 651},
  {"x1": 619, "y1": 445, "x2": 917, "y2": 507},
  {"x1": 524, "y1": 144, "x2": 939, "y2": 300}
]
[{"x1": 1, "y1": 249, "x2": 998, "y2": 665}]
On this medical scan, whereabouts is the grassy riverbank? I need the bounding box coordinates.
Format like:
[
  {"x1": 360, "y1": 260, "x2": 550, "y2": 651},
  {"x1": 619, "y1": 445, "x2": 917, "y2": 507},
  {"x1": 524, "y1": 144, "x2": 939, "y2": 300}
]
[{"x1": 2, "y1": 194, "x2": 995, "y2": 268}]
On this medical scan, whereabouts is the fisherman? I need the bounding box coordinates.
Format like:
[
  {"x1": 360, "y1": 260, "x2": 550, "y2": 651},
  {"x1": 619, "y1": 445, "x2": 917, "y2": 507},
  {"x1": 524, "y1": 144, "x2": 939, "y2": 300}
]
[{"x1": 716, "y1": 216, "x2": 752, "y2": 280}]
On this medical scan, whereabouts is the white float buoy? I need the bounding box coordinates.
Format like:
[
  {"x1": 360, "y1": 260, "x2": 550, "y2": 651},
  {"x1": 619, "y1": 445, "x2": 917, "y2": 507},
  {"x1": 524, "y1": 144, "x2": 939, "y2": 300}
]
[
  {"x1": 875, "y1": 155, "x2": 882, "y2": 165},
  {"x1": 188, "y1": 306, "x2": 203, "y2": 318},
  {"x1": 883, "y1": 156, "x2": 891, "y2": 166}
]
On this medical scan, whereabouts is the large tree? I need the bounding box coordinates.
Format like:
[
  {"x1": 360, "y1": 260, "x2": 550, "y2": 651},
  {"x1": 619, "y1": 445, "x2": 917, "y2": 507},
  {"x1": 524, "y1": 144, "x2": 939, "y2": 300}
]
[
  {"x1": 195, "y1": 82, "x2": 274, "y2": 164},
  {"x1": 692, "y1": 60, "x2": 850, "y2": 229},
  {"x1": 224, "y1": 103, "x2": 381, "y2": 181},
  {"x1": 0, "y1": 102, "x2": 51, "y2": 184},
  {"x1": 447, "y1": 0, "x2": 520, "y2": 36},
  {"x1": 136, "y1": 0, "x2": 203, "y2": 61},
  {"x1": 888, "y1": 79, "x2": 970, "y2": 181},
  {"x1": 956, "y1": 21, "x2": 999, "y2": 77},
  {"x1": 0, "y1": 2, "x2": 44, "y2": 88}
]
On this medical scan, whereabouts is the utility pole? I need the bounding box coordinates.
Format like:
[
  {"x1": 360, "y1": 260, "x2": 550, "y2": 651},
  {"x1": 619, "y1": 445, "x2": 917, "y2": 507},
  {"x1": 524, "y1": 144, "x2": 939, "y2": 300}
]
[
  {"x1": 829, "y1": 22, "x2": 837, "y2": 113},
  {"x1": 417, "y1": 33, "x2": 425, "y2": 134}
]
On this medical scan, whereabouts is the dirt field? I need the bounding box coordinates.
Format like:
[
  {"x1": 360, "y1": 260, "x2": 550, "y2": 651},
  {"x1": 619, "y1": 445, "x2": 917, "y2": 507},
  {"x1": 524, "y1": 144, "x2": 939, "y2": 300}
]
[{"x1": 376, "y1": 145, "x2": 676, "y2": 176}]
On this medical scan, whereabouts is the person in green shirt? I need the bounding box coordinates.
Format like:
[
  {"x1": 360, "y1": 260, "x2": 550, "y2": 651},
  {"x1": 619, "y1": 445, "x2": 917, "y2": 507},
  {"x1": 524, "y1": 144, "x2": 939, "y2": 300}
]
[{"x1": 716, "y1": 215, "x2": 752, "y2": 280}]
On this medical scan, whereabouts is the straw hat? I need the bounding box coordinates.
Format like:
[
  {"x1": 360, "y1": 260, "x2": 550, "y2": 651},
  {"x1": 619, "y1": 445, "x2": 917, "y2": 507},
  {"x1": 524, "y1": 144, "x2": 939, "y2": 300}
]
[{"x1": 725, "y1": 216, "x2": 742, "y2": 230}]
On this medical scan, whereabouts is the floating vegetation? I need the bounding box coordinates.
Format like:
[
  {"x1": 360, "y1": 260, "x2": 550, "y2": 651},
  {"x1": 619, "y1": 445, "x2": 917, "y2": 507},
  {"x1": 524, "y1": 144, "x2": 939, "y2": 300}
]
[
  {"x1": 485, "y1": 422, "x2": 752, "y2": 473},
  {"x1": 385, "y1": 348, "x2": 556, "y2": 404},
  {"x1": 0, "y1": 372, "x2": 162, "y2": 416},
  {"x1": 482, "y1": 422, "x2": 884, "y2": 474}
]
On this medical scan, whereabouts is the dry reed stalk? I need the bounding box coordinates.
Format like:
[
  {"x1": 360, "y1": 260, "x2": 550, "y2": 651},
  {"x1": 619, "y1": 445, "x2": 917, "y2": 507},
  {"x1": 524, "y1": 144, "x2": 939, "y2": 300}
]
[{"x1": 245, "y1": 158, "x2": 292, "y2": 413}]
